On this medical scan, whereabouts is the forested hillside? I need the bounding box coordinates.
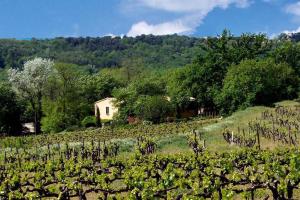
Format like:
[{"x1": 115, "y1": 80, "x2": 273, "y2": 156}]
[
  {"x1": 0, "y1": 35, "x2": 202, "y2": 70},
  {"x1": 0, "y1": 32, "x2": 298, "y2": 71}
]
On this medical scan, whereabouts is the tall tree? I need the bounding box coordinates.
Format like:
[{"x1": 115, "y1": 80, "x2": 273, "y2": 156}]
[
  {"x1": 8, "y1": 58, "x2": 54, "y2": 134},
  {"x1": 42, "y1": 63, "x2": 87, "y2": 133},
  {"x1": 113, "y1": 76, "x2": 169, "y2": 122},
  {"x1": 0, "y1": 83, "x2": 23, "y2": 136},
  {"x1": 217, "y1": 59, "x2": 299, "y2": 114},
  {"x1": 96, "y1": 106, "x2": 101, "y2": 128},
  {"x1": 272, "y1": 42, "x2": 300, "y2": 76},
  {"x1": 176, "y1": 30, "x2": 272, "y2": 110}
]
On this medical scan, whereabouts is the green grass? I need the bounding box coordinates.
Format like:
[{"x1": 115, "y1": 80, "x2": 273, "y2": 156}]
[
  {"x1": 201, "y1": 106, "x2": 269, "y2": 151},
  {"x1": 156, "y1": 134, "x2": 191, "y2": 154},
  {"x1": 199, "y1": 100, "x2": 300, "y2": 152}
]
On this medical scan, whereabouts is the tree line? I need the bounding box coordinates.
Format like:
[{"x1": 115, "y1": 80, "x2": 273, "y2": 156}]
[
  {"x1": 0, "y1": 34, "x2": 200, "y2": 70},
  {"x1": 0, "y1": 30, "x2": 299, "y2": 135}
]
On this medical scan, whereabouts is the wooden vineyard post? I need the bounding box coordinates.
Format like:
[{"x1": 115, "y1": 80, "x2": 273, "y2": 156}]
[
  {"x1": 35, "y1": 145, "x2": 38, "y2": 157},
  {"x1": 96, "y1": 140, "x2": 101, "y2": 160},
  {"x1": 231, "y1": 131, "x2": 234, "y2": 145},
  {"x1": 198, "y1": 130, "x2": 202, "y2": 140},
  {"x1": 47, "y1": 143, "x2": 51, "y2": 159},
  {"x1": 251, "y1": 190, "x2": 254, "y2": 200},
  {"x1": 4, "y1": 151, "x2": 6, "y2": 164},
  {"x1": 295, "y1": 130, "x2": 298, "y2": 146},
  {"x1": 243, "y1": 129, "x2": 246, "y2": 146},
  {"x1": 111, "y1": 124, "x2": 114, "y2": 135},
  {"x1": 256, "y1": 125, "x2": 261, "y2": 150},
  {"x1": 272, "y1": 117, "x2": 275, "y2": 141},
  {"x1": 193, "y1": 129, "x2": 197, "y2": 145},
  {"x1": 16, "y1": 148, "x2": 21, "y2": 168},
  {"x1": 288, "y1": 125, "x2": 292, "y2": 145},
  {"x1": 58, "y1": 143, "x2": 61, "y2": 157}
]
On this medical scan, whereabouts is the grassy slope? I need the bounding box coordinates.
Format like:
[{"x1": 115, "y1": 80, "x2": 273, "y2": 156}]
[{"x1": 158, "y1": 100, "x2": 300, "y2": 154}]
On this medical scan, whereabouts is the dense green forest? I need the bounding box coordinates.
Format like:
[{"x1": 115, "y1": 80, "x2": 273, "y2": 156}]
[
  {"x1": 1, "y1": 30, "x2": 300, "y2": 135},
  {"x1": 0, "y1": 32, "x2": 298, "y2": 71},
  {"x1": 0, "y1": 34, "x2": 202, "y2": 70}
]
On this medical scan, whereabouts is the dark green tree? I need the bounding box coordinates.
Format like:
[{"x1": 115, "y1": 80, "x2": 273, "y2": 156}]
[
  {"x1": 113, "y1": 76, "x2": 169, "y2": 122},
  {"x1": 217, "y1": 59, "x2": 299, "y2": 114},
  {"x1": 42, "y1": 63, "x2": 87, "y2": 133},
  {"x1": 171, "y1": 30, "x2": 272, "y2": 111},
  {"x1": 134, "y1": 95, "x2": 174, "y2": 123},
  {"x1": 96, "y1": 106, "x2": 101, "y2": 128},
  {"x1": 0, "y1": 83, "x2": 23, "y2": 136},
  {"x1": 272, "y1": 41, "x2": 300, "y2": 76}
]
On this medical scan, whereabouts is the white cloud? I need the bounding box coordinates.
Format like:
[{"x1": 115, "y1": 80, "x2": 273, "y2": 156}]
[
  {"x1": 104, "y1": 33, "x2": 125, "y2": 38},
  {"x1": 282, "y1": 26, "x2": 300, "y2": 35},
  {"x1": 127, "y1": 20, "x2": 192, "y2": 36},
  {"x1": 286, "y1": 1, "x2": 300, "y2": 16},
  {"x1": 105, "y1": 33, "x2": 117, "y2": 38},
  {"x1": 267, "y1": 27, "x2": 300, "y2": 39},
  {"x1": 268, "y1": 1, "x2": 300, "y2": 37},
  {"x1": 126, "y1": 0, "x2": 251, "y2": 36}
]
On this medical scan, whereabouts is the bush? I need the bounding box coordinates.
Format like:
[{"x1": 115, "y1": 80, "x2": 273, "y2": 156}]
[
  {"x1": 134, "y1": 95, "x2": 175, "y2": 123},
  {"x1": 81, "y1": 116, "x2": 96, "y2": 128},
  {"x1": 41, "y1": 112, "x2": 65, "y2": 133},
  {"x1": 217, "y1": 59, "x2": 299, "y2": 114}
]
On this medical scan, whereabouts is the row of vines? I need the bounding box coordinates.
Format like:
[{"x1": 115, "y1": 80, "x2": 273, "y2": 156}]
[
  {"x1": 0, "y1": 119, "x2": 216, "y2": 149},
  {"x1": 223, "y1": 106, "x2": 300, "y2": 149},
  {"x1": 1, "y1": 131, "x2": 300, "y2": 199},
  {"x1": 3, "y1": 107, "x2": 300, "y2": 199}
]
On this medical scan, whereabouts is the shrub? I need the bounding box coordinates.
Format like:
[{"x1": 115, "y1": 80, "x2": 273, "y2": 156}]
[{"x1": 81, "y1": 116, "x2": 96, "y2": 128}]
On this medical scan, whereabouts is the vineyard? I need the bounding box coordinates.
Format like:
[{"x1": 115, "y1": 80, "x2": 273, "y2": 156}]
[
  {"x1": 223, "y1": 104, "x2": 300, "y2": 149},
  {"x1": 0, "y1": 119, "x2": 216, "y2": 149},
  {"x1": 1, "y1": 134, "x2": 300, "y2": 199},
  {"x1": 3, "y1": 105, "x2": 300, "y2": 199}
]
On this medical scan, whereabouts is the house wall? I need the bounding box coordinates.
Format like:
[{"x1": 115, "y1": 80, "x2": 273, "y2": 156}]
[{"x1": 94, "y1": 98, "x2": 118, "y2": 120}]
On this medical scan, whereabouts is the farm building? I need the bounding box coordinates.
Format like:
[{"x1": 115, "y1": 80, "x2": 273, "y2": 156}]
[{"x1": 94, "y1": 97, "x2": 118, "y2": 120}]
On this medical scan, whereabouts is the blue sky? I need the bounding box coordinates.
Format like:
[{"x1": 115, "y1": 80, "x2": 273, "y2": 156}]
[{"x1": 0, "y1": 0, "x2": 300, "y2": 38}]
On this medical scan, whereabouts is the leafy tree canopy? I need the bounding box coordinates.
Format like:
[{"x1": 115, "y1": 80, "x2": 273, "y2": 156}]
[
  {"x1": 217, "y1": 59, "x2": 299, "y2": 114},
  {"x1": 0, "y1": 83, "x2": 23, "y2": 135}
]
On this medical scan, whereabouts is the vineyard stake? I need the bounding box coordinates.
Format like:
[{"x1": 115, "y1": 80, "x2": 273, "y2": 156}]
[
  {"x1": 256, "y1": 126, "x2": 261, "y2": 150},
  {"x1": 231, "y1": 131, "x2": 234, "y2": 145}
]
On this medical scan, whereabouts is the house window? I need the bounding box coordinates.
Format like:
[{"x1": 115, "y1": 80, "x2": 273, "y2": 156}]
[{"x1": 106, "y1": 107, "x2": 110, "y2": 115}]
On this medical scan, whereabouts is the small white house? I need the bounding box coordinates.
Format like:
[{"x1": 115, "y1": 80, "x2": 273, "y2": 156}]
[{"x1": 94, "y1": 97, "x2": 118, "y2": 120}]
